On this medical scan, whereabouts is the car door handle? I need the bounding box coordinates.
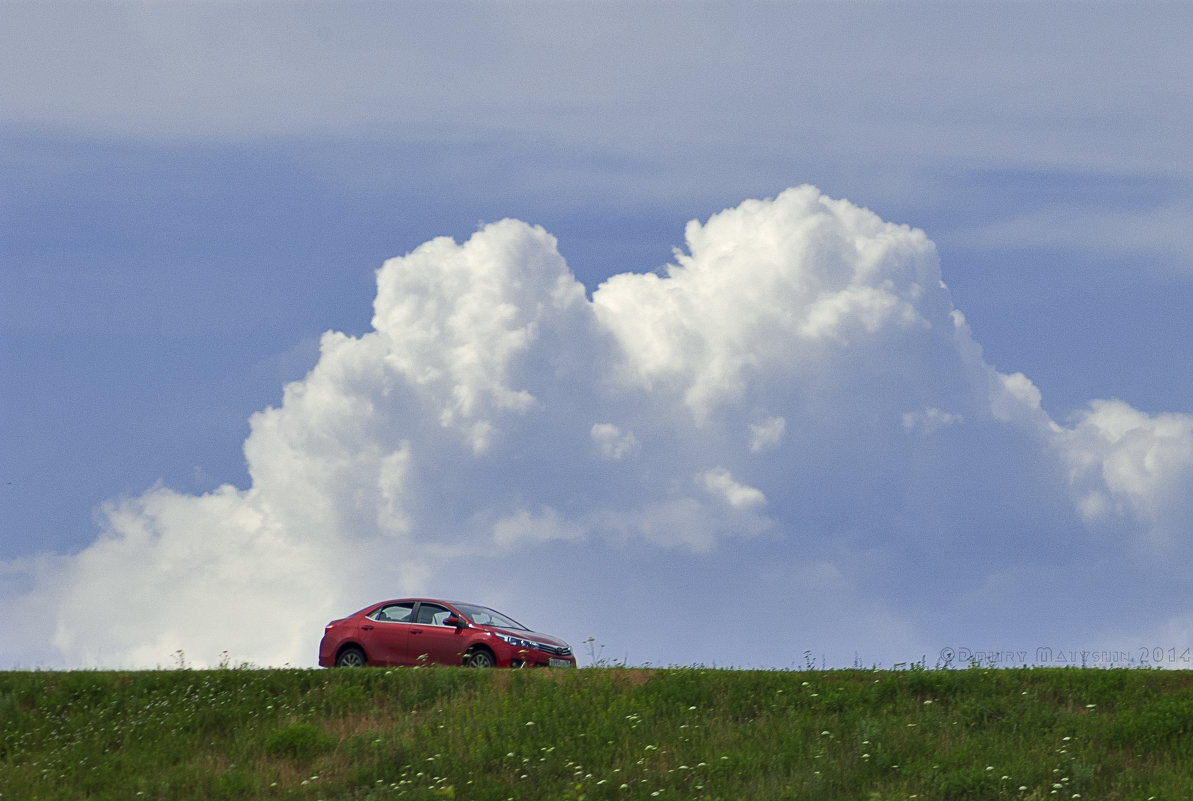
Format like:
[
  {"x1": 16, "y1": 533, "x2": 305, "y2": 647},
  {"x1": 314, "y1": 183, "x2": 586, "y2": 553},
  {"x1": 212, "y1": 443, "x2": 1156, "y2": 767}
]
[
  {"x1": 362, "y1": 625, "x2": 374, "y2": 630},
  {"x1": 411, "y1": 629, "x2": 422, "y2": 635}
]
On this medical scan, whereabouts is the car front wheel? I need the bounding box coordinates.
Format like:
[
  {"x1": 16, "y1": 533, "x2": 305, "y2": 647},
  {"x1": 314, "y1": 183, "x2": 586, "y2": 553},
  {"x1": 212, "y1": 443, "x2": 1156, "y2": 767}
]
[
  {"x1": 465, "y1": 648, "x2": 495, "y2": 668},
  {"x1": 335, "y1": 646, "x2": 366, "y2": 667}
]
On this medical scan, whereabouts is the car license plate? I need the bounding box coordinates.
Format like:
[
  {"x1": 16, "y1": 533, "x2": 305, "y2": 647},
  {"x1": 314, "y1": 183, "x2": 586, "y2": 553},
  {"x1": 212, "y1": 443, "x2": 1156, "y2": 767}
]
[{"x1": 548, "y1": 657, "x2": 571, "y2": 667}]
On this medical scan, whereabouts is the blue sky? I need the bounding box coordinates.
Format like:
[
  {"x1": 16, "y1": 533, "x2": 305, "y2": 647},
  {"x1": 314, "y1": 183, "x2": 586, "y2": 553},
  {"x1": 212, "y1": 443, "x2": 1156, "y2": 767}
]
[{"x1": 2, "y1": 1, "x2": 1192, "y2": 669}]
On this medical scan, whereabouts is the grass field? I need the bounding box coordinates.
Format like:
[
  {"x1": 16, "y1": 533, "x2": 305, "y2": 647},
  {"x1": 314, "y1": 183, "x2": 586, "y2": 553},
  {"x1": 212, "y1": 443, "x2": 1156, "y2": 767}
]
[{"x1": 2, "y1": 665, "x2": 1192, "y2": 800}]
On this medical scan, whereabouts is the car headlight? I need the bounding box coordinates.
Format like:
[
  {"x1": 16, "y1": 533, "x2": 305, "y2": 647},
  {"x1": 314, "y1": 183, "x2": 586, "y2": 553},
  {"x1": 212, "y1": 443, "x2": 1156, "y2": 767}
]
[{"x1": 495, "y1": 633, "x2": 536, "y2": 649}]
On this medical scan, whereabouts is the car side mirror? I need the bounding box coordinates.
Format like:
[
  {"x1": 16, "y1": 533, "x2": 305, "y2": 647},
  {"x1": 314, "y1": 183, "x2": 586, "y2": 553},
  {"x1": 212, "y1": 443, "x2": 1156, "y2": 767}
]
[{"x1": 444, "y1": 615, "x2": 466, "y2": 628}]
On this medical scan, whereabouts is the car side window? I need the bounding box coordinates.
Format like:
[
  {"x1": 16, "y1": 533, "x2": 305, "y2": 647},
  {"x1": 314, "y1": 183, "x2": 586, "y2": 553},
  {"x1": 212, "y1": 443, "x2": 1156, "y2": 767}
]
[
  {"x1": 370, "y1": 602, "x2": 414, "y2": 623},
  {"x1": 415, "y1": 603, "x2": 452, "y2": 626}
]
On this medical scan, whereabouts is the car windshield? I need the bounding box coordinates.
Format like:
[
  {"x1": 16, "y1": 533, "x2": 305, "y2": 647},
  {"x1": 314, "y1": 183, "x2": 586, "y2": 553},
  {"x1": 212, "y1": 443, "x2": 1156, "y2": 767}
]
[{"x1": 455, "y1": 603, "x2": 528, "y2": 631}]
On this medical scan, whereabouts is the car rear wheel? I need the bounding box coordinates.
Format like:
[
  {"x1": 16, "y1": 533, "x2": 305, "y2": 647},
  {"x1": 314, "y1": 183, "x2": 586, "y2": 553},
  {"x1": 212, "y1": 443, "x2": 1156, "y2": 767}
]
[
  {"x1": 465, "y1": 647, "x2": 495, "y2": 668},
  {"x1": 335, "y1": 646, "x2": 366, "y2": 667}
]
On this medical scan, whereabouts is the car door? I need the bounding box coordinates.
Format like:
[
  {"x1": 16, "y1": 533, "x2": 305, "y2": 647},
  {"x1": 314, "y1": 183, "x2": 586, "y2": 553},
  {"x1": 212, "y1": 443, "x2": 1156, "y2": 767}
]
[
  {"x1": 361, "y1": 602, "x2": 415, "y2": 665},
  {"x1": 408, "y1": 602, "x2": 467, "y2": 665}
]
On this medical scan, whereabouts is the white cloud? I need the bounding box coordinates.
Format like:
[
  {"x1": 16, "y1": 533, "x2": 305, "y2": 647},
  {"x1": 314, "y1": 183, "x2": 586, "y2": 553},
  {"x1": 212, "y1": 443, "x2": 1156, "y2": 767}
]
[
  {"x1": 1058, "y1": 399, "x2": 1193, "y2": 542},
  {"x1": 748, "y1": 416, "x2": 786, "y2": 453},
  {"x1": 988, "y1": 371, "x2": 1047, "y2": 425},
  {"x1": 38, "y1": 483, "x2": 404, "y2": 669},
  {"x1": 902, "y1": 408, "x2": 964, "y2": 435},
  {"x1": 369, "y1": 219, "x2": 589, "y2": 451},
  {"x1": 492, "y1": 507, "x2": 584, "y2": 549},
  {"x1": 3, "y1": 185, "x2": 1191, "y2": 669},
  {"x1": 591, "y1": 424, "x2": 640, "y2": 460},
  {"x1": 698, "y1": 467, "x2": 767, "y2": 511},
  {"x1": 591, "y1": 186, "x2": 943, "y2": 419}
]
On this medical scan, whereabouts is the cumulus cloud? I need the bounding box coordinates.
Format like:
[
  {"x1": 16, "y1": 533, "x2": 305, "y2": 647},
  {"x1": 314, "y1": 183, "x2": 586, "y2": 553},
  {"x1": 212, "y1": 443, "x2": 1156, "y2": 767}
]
[
  {"x1": 698, "y1": 467, "x2": 767, "y2": 511},
  {"x1": 1059, "y1": 399, "x2": 1193, "y2": 542},
  {"x1": 3, "y1": 185, "x2": 1192, "y2": 669},
  {"x1": 590, "y1": 189, "x2": 942, "y2": 419},
  {"x1": 591, "y1": 424, "x2": 640, "y2": 460}
]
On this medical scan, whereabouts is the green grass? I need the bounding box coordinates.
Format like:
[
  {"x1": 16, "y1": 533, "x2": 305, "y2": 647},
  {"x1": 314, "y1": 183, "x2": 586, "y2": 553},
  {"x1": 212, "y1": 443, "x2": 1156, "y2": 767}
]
[{"x1": 3, "y1": 665, "x2": 1192, "y2": 800}]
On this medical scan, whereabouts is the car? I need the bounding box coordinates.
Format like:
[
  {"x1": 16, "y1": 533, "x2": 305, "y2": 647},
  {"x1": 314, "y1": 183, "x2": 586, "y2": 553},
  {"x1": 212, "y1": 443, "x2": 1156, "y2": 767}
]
[{"x1": 318, "y1": 598, "x2": 577, "y2": 669}]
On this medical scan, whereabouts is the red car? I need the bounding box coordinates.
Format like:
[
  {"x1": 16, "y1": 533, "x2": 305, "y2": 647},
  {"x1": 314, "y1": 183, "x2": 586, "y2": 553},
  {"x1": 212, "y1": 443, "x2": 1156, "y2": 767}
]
[{"x1": 318, "y1": 598, "x2": 576, "y2": 669}]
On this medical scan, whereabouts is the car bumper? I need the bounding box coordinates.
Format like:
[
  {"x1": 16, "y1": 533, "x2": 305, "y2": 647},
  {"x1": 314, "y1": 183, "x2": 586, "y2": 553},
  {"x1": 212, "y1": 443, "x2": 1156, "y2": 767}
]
[
  {"x1": 317, "y1": 636, "x2": 337, "y2": 667},
  {"x1": 498, "y1": 646, "x2": 576, "y2": 668}
]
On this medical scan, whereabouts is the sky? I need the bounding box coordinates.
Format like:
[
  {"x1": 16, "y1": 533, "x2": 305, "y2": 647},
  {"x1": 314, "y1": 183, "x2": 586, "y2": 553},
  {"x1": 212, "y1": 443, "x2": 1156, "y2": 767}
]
[{"x1": 2, "y1": 1, "x2": 1193, "y2": 670}]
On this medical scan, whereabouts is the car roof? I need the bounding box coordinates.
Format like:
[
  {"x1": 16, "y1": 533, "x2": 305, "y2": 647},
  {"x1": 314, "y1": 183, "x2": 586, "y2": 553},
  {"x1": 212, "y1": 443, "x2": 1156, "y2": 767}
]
[{"x1": 368, "y1": 598, "x2": 495, "y2": 611}]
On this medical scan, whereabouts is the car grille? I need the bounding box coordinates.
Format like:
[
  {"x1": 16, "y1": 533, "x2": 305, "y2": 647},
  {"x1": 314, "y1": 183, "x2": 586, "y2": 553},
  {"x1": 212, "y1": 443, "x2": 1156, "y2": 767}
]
[{"x1": 535, "y1": 642, "x2": 572, "y2": 657}]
